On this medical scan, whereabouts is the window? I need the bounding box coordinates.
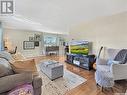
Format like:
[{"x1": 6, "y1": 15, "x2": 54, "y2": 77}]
[{"x1": 44, "y1": 35, "x2": 57, "y2": 46}]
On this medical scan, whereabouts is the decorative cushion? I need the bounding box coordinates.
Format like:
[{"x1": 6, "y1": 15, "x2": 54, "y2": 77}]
[
  {"x1": 114, "y1": 49, "x2": 127, "y2": 64},
  {"x1": 0, "y1": 64, "x2": 13, "y2": 78},
  {"x1": 0, "y1": 51, "x2": 14, "y2": 62},
  {"x1": 10, "y1": 59, "x2": 37, "y2": 74},
  {"x1": 0, "y1": 58, "x2": 12, "y2": 69},
  {"x1": 0, "y1": 58, "x2": 14, "y2": 76},
  {"x1": 8, "y1": 84, "x2": 33, "y2": 95},
  {"x1": 107, "y1": 59, "x2": 121, "y2": 65}
]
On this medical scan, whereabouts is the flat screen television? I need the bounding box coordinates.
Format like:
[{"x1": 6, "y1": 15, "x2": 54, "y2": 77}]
[{"x1": 70, "y1": 41, "x2": 89, "y2": 55}]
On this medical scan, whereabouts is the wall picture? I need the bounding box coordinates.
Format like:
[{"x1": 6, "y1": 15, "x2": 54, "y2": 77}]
[
  {"x1": 34, "y1": 34, "x2": 41, "y2": 41},
  {"x1": 23, "y1": 41, "x2": 35, "y2": 50},
  {"x1": 29, "y1": 37, "x2": 35, "y2": 41}
]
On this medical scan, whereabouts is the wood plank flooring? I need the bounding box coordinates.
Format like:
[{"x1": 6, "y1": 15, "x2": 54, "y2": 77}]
[{"x1": 33, "y1": 55, "x2": 127, "y2": 95}]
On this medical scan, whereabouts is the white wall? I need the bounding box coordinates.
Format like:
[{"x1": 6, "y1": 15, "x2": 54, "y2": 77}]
[
  {"x1": 69, "y1": 12, "x2": 127, "y2": 54},
  {"x1": 4, "y1": 29, "x2": 66, "y2": 57},
  {"x1": 4, "y1": 29, "x2": 43, "y2": 57}
]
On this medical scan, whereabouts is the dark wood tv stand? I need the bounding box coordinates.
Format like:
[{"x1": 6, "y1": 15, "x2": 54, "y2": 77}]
[{"x1": 65, "y1": 53, "x2": 95, "y2": 70}]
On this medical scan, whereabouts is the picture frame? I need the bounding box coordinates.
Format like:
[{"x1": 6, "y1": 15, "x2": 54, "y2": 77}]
[
  {"x1": 34, "y1": 34, "x2": 41, "y2": 41},
  {"x1": 23, "y1": 41, "x2": 35, "y2": 50},
  {"x1": 29, "y1": 37, "x2": 35, "y2": 41}
]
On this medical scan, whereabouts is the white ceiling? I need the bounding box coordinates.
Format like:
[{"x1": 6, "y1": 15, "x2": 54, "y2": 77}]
[{"x1": 1, "y1": 0, "x2": 127, "y2": 34}]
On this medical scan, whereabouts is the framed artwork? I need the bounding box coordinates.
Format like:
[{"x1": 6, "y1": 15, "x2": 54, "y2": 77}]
[
  {"x1": 23, "y1": 41, "x2": 35, "y2": 50},
  {"x1": 29, "y1": 37, "x2": 35, "y2": 41},
  {"x1": 34, "y1": 34, "x2": 41, "y2": 41}
]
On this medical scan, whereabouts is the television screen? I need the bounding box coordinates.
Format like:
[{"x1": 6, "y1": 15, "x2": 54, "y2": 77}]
[{"x1": 70, "y1": 41, "x2": 89, "y2": 55}]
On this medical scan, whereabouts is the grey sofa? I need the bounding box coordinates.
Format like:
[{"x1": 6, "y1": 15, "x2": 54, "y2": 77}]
[{"x1": 0, "y1": 51, "x2": 42, "y2": 95}]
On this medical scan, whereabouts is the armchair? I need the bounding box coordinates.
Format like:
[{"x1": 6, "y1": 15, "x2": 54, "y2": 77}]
[
  {"x1": 95, "y1": 48, "x2": 127, "y2": 91},
  {"x1": 96, "y1": 48, "x2": 127, "y2": 80}
]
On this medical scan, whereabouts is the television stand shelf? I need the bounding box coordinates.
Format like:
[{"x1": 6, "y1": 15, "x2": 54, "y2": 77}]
[{"x1": 65, "y1": 53, "x2": 95, "y2": 70}]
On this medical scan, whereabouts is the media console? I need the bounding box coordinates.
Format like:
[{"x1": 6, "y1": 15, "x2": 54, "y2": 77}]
[{"x1": 65, "y1": 53, "x2": 95, "y2": 70}]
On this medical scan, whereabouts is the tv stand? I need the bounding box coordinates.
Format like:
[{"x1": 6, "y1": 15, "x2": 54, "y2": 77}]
[{"x1": 65, "y1": 54, "x2": 95, "y2": 70}]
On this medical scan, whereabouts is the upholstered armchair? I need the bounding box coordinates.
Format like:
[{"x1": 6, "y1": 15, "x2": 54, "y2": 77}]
[
  {"x1": 95, "y1": 47, "x2": 127, "y2": 91},
  {"x1": 96, "y1": 48, "x2": 127, "y2": 81}
]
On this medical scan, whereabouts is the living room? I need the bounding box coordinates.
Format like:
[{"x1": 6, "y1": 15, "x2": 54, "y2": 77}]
[{"x1": 0, "y1": 0, "x2": 127, "y2": 95}]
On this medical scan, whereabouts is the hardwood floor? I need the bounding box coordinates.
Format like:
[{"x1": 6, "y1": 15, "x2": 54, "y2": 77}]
[{"x1": 33, "y1": 55, "x2": 127, "y2": 95}]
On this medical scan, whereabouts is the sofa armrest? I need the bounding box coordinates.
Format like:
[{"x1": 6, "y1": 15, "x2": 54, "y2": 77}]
[
  {"x1": 32, "y1": 76, "x2": 42, "y2": 89},
  {"x1": 0, "y1": 73, "x2": 33, "y2": 94},
  {"x1": 96, "y1": 58, "x2": 108, "y2": 65},
  {"x1": 110, "y1": 63, "x2": 127, "y2": 80}
]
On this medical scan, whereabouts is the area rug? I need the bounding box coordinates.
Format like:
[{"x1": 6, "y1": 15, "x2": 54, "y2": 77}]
[{"x1": 38, "y1": 69, "x2": 87, "y2": 95}]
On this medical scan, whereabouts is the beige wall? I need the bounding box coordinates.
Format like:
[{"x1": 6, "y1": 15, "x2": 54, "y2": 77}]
[
  {"x1": 4, "y1": 29, "x2": 43, "y2": 57},
  {"x1": 69, "y1": 12, "x2": 127, "y2": 54}
]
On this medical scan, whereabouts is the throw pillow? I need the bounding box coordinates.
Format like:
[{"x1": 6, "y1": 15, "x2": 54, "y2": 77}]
[
  {"x1": 0, "y1": 51, "x2": 14, "y2": 62},
  {"x1": 0, "y1": 58, "x2": 12, "y2": 69},
  {"x1": 10, "y1": 59, "x2": 37, "y2": 74},
  {"x1": 114, "y1": 49, "x2": 127, "y2": 64},
  {"x1": 8, "y1": 84, "x2": 34, "y2": 95},
  {"x1": 0, "y1": 64, "x2": 13, "y2": 78},
  {"x1": 107, "y1": 59, "x2": 121, "y2": 65}
]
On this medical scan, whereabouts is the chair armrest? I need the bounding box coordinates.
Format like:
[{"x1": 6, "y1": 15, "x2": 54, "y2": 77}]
[
  {"x1": 96, "y1": 58, "x2": 108, "y2": 65},
  {"x1": 110, "y1": 63, "x2": 127, "y2": 80},
  {"x1": 0, "y1": 73, "x2": 33, "y2": 93},
  {"x1": 32, "y1": 76, "x2": 42, "y2": 89}
]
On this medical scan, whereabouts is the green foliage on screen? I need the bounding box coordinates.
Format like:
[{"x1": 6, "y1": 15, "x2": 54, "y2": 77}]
[{"x1": 70, "y1": 44, "x2": 89, "y2": 55}]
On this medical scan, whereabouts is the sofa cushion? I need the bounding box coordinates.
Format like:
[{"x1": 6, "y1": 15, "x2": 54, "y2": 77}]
[
  {"x1": 114, "y1": 49, "x2": 127, "y2": 64},
  {"x1": 0, "y1": 64, "x2": 13, "y2": 78},
  {"x1": 10, "y1": 59, "x2": 37, "y2": 74}
]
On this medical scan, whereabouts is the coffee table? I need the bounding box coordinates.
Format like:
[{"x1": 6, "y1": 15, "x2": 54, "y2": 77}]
[{"x1": 40, "y1": 60, "x2": 64, "y2": 80}]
